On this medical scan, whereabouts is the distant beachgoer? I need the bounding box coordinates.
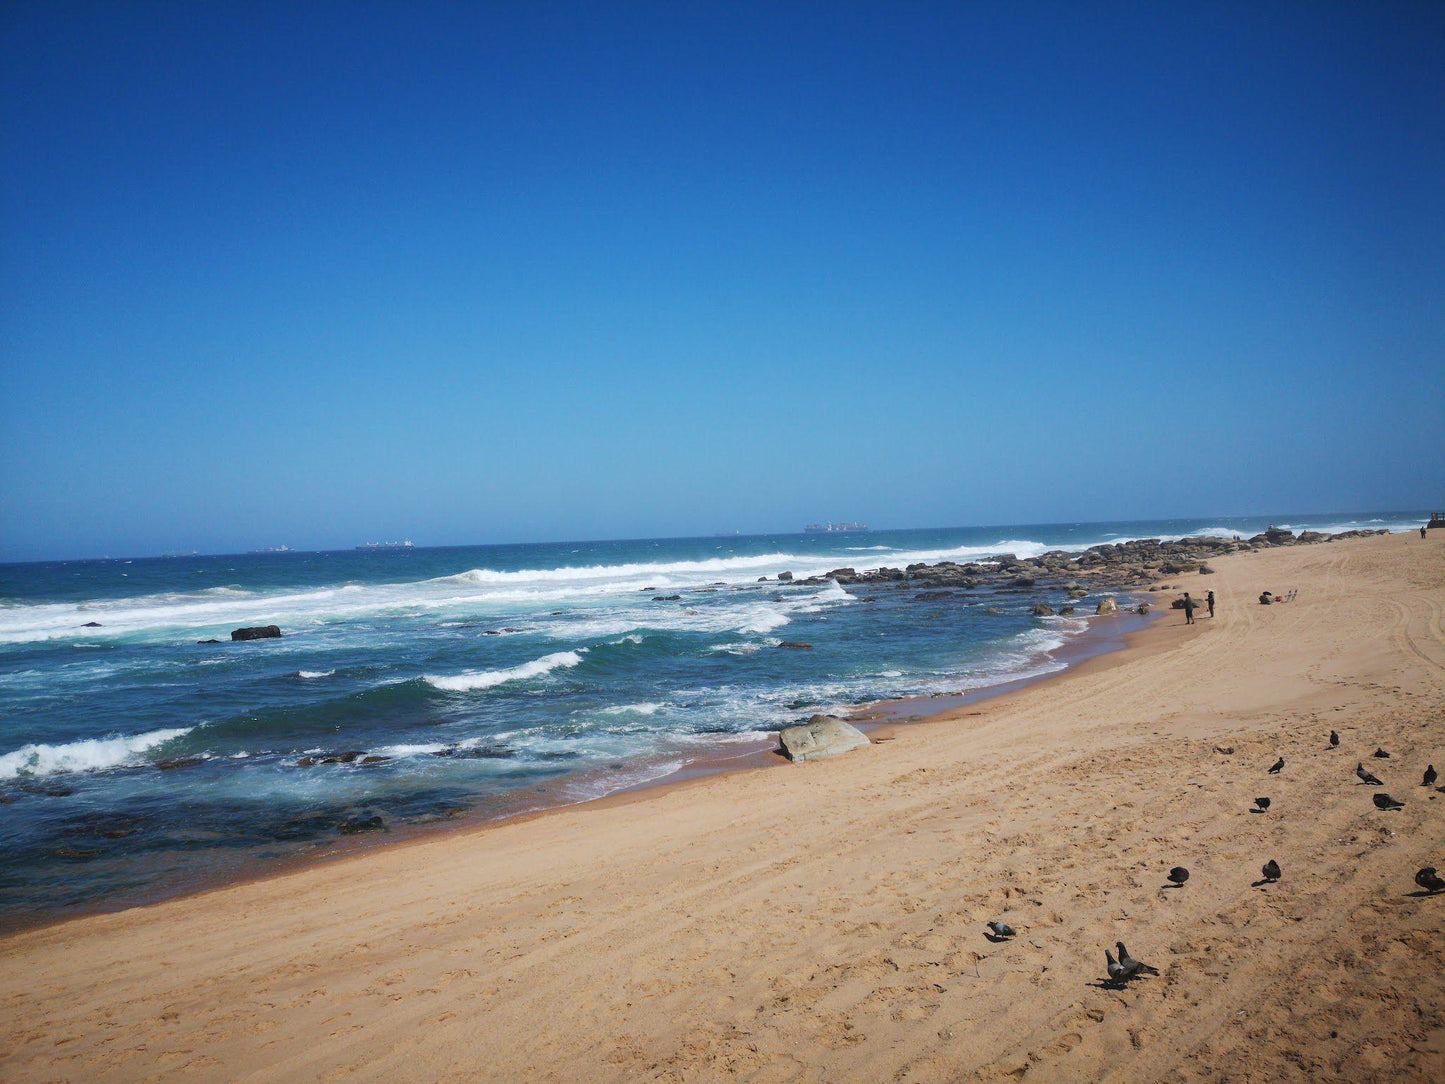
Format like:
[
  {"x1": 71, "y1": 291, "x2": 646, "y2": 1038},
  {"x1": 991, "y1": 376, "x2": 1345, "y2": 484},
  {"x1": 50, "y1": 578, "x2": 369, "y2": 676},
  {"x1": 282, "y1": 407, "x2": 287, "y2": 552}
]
[
  {"x1": 1259, "y1": 591, "x2": 1273, "y2": 606},
  {"x1": 1423, "y1": 526, "x2": 1429, "y2": 540},
  {"x1": 1206, "y1": 590, "x2": 1215, "y2": 618},
  {"x1": 1183, "y1": 592, "x2": 1196, "y2": 625}
]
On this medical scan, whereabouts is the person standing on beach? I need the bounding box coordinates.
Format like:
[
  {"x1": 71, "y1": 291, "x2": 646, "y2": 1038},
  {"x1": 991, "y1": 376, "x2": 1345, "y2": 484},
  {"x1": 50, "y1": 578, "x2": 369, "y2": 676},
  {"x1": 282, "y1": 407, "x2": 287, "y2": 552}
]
[
  {"x1": 1183, "y1": 592, "x2": 1196, "y2": 625},
  {"x1": 1206, "y1": 590, "x2": 1215, "y2": 618}
]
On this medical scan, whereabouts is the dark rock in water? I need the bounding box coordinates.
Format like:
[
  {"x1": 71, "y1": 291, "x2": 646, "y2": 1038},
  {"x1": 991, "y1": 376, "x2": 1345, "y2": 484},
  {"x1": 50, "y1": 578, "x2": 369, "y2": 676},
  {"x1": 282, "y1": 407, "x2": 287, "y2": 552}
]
[
  {"x1": 231, "y1": 624, "x2": 281, "y2": 641},
  {"x1": 196, "y1": 639, "x2": 222, "y2": 644},
  {"x1": 360, "y1": 755, "x2": 391, "y2": 764},
  {"x1": 51, "y1": 845, "x2": 103, "y2": 860},
  {"x1": 1059, "y1": 605, "x2": 1076, "y2": 616},
  {"x1": 651, "y1": 595, "x2": 682, "y2": 602},
  {"x1": 757, "y1": 576, "x2": 768, "y2": 582},
  {"x1": 776, "y1": 641, "x2": 814, "y2": 650},
  {"x1": 778, "y1": 571, "x2": 794, "y2": 581},
  {"x1": 985, "y1": 606, "x2": 1005, "y2": 614},
  {"x1": 1136, "y1": 603, "x2": 1150, "y2": 615},
  {"x1": 1031, "y1": 602, "x2": 1054, "y2": 616},
  {"x1": 1012, "y1": 574, "x2": 1037, "y2": 587},
  {"x1": 1068, "y1": 587, "x2": 1089, "y2": 598},
  {"x1": 339, "y1": 815, "x2": 386, "y2": 834},
  {"x1": 80, "y1": 621, "x2": 103, "y2": 628},
  {"x1": 296, "y1": 751, "x2": 368, "y2": 767},
  {"x1": 1096, "y1": 597, "x2": 1119, "y2": 615},
  {"x1": 156, "y1": 756, "x2": 205, "y2": 771},
  {"x1": 432, "y1": 745, "x2": 514, "y2": 759},
  {"x1": 483, "y1": 627, "x2": 524, "y2": 636}
]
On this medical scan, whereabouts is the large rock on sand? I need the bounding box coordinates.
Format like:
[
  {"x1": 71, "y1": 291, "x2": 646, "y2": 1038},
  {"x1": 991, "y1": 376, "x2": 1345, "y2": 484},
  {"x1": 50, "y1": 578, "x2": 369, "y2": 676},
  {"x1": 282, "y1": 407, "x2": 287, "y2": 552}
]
[
  {"x1": 1095, "y1": 597, "x2": 1119, "y2": 615},
  {"x1": 231, "y1": 625, "x2": 281, "y2": 641},
  {"x1": 778, "y1": 716, "x2": 870, "y2": 763}
]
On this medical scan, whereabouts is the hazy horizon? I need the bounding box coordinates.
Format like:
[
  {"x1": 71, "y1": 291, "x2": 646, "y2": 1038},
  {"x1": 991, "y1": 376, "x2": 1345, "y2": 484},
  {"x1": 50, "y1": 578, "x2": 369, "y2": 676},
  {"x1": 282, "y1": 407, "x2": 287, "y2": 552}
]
[{"x1": 0, "y1": 507, "x2": 1432, "y2": 566}]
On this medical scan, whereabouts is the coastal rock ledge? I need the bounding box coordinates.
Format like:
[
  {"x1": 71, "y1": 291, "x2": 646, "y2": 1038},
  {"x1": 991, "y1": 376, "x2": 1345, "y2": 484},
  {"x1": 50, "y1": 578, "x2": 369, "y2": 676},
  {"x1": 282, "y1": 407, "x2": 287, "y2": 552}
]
[{"x1": 778, "y1": 716, "x2": 871, "y2": 764}]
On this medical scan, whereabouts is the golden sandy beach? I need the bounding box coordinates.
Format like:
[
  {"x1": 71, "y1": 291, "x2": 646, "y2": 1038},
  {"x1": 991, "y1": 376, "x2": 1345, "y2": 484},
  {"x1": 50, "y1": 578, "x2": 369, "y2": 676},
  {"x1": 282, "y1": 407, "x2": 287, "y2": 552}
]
[{"x1": 4, "y1": 531, "x2": 1443, "y2": 1082}]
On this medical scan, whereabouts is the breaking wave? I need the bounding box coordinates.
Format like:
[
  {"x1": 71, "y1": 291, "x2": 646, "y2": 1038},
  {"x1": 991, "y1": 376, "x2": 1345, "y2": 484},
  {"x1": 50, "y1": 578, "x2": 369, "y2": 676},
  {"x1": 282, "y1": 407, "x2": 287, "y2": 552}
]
[
  {"x1": 424, "y1": 650, "x2": 587, "y2": 693},
  {"x1": 0, "y1": 726, "x2": 194, "y2": 780}
]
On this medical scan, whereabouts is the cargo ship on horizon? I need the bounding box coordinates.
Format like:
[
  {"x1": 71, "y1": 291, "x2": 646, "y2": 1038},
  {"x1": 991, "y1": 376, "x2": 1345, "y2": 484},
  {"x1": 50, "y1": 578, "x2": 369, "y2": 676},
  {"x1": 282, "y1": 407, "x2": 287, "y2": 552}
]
[{"x1": 804, "y1": 522, "x2": 869, "y2": 533}]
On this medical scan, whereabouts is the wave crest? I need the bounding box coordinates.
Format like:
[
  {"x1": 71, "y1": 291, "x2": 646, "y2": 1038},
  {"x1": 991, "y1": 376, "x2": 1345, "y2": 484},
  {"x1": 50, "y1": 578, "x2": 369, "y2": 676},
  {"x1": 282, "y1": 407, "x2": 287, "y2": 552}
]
[
  {"x1": 0, "y1": 726, "x2": 194, "y2": 780},
  {"x1": 424, "y1": 650, "x2": 587, "y2": 693}
]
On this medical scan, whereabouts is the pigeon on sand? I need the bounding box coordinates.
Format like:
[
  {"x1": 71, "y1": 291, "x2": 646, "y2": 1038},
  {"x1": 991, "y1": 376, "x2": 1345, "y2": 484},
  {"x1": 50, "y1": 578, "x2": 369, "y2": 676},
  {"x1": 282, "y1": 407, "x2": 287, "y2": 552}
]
[
  {"x1": 1356, "y1": 763, "x2": 1384, "y2": 786},
  {"x1": 1267, "y1": 757, "x2": 1284, "y2": 774},
  {"x1": 1116, "y1": 942, "x2": 1160, "y2": 978},
  {"x1": 1261, "y1": 859, "x2": 1281, "y2": 882}
]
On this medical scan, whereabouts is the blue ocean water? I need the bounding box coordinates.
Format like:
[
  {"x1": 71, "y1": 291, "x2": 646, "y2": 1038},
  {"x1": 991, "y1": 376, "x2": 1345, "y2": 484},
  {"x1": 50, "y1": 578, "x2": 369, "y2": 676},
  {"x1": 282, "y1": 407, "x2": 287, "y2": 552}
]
[{"x1": 0, "y1": 512, "x2": 1425, "y2": 923}]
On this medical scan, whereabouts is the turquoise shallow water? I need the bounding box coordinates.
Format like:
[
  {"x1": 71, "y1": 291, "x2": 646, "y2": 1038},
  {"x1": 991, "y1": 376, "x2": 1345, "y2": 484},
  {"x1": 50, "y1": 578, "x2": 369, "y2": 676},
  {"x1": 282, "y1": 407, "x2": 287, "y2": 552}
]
[{"x1": 0, "y1": 512, "x2": 1426, "y2": 922}]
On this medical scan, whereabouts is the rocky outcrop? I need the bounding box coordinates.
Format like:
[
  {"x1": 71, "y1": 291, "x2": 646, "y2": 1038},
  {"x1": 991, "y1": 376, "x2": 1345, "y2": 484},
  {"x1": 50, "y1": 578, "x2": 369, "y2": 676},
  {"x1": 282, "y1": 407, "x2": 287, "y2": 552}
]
[
  {"x1": 231, "y1": 625, "x2": 281, "y2": 641},
  {"x1": 777, "y1": 571, "x2": 794, "y2": 582},
  {"x1": 80, "y1": 621, "x2": 103, "y2": 628},
  {"x1": 1031, "y1": 603, "x2": 1054, "y2": 616},
  {"x1": 1059, "y1": 605, "x2": 1076, "y2": 616},
  {"x1": 651, "y1": 595, "x2": 682, "y2": 602},
  {"x1": 776, "y1": 641, "x2": 814, "y2": 650},
  {"x1": 778, "y1": 716, "x2": 870, "y2": 763},
  {"x1": 1096, "y1": 597, "x2": 1119, "y2": 615}
]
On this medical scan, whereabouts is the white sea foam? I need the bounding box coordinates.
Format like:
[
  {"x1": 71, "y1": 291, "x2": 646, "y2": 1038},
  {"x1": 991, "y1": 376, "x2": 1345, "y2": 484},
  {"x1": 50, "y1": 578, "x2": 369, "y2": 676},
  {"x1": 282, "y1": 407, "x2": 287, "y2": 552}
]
[
  {"x1": 297, "y1": 670, "x2": 335, "y2": 679},
  {"x1": 598, "y1": 702, "x2": 666, "y2": 716},
  {"x1": 0, "y1": 726, "x2": 194, "y2": 780},
  {"x1": 372, "y1": 742, "x2": 449, "y2": 757},
  {"x1": 739, "y1": 609, "x2": 791, "y2": 634},
  {"x1": 424, "y1": 649, "x2": 587, "y2": 693}
]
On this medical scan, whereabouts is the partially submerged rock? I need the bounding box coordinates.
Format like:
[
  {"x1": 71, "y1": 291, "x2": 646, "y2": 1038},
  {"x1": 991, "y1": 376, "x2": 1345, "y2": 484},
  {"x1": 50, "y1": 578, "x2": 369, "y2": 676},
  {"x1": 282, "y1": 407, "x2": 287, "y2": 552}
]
[
  {"x1": 778, "y1": 716, "x2": 870, "y2": 763},
  {"x1": 1096, "y1": 596, "x2": 1119, "y2": 615},
  {"x1": 231, "y1": 625, "x2": 281, "y2": 641},
  {"x1": 776, "y1": 641, "x2": 814, "y2": 650},
  {"x1": 1031, "y1": 602, "x2": 1055, "y2": 616}
]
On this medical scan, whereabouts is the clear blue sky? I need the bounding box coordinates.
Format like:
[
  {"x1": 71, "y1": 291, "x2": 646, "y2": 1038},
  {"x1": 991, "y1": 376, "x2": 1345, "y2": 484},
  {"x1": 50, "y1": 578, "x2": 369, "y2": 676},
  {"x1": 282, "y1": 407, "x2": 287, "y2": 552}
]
[{"x1": 2, "y1": 1, "x2": 1442, "y2": 560}]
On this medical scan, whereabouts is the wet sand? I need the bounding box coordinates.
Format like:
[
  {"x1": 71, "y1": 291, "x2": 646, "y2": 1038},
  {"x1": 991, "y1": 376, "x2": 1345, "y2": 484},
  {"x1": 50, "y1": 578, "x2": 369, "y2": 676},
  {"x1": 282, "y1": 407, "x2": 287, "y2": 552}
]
[{"x1": 3, "y1": 531, "x2": 1443, "y2": 1081}]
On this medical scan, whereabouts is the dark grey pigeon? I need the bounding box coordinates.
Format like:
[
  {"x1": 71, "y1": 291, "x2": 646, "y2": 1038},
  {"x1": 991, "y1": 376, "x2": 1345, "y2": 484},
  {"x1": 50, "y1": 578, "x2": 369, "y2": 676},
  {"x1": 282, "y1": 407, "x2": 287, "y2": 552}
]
[
  {"x1": 1116, "y1": 942, "x2": 1159, "y2": 977},
  {"x1": 1105, "y1": 948, "x2": 1128, "y2": 984},
  {"x1": 1424, "y1": 765, "x2": 1437, "y2": 787},
  {"x1": 1329, "y1": 730, "x2": 1340, "y2": 747},
  {"x1": 1167, "y1": 866, "x2": 1189, "y2": 886},
  {"x1": 986, "y1": 921, "x2": 1016, "y2": 938},
  {"x1": 1267, "y1": 757, "x2": 1284, "y2": 774},
  {"x1": 1373, "y1": 748, "x2": 1391, "y2": 759},
  {"x1": 1262, "y1": 859, "x2": 1281, "y2": 882},
  {"x1": 1254, "y1": 797, "x2": 1271, "y2": 811},
  {"x1": 1373, "y1": 792, "x2": 1404, "y2": 810},
  {"x1": 1416, "y1": 867, "x2": 1445, "y2": 894},
  {"x1": 1356, "y1": 763, "x2": 1384, "y2": 786}
]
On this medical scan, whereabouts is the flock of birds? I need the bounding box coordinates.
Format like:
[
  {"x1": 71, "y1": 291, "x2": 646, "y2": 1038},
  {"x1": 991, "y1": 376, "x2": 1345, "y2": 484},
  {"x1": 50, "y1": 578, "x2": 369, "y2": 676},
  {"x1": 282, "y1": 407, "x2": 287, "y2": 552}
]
[{"x1": 982, "y1": 729, "x2": 1443, "y2": 989}]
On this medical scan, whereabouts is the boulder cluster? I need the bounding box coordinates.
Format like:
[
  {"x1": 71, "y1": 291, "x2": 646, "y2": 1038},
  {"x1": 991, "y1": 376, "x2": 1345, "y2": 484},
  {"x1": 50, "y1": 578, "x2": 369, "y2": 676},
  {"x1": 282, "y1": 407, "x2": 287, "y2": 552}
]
[{"x1": 795, "y1": 528, "x2": 1387, "y2": 593}]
